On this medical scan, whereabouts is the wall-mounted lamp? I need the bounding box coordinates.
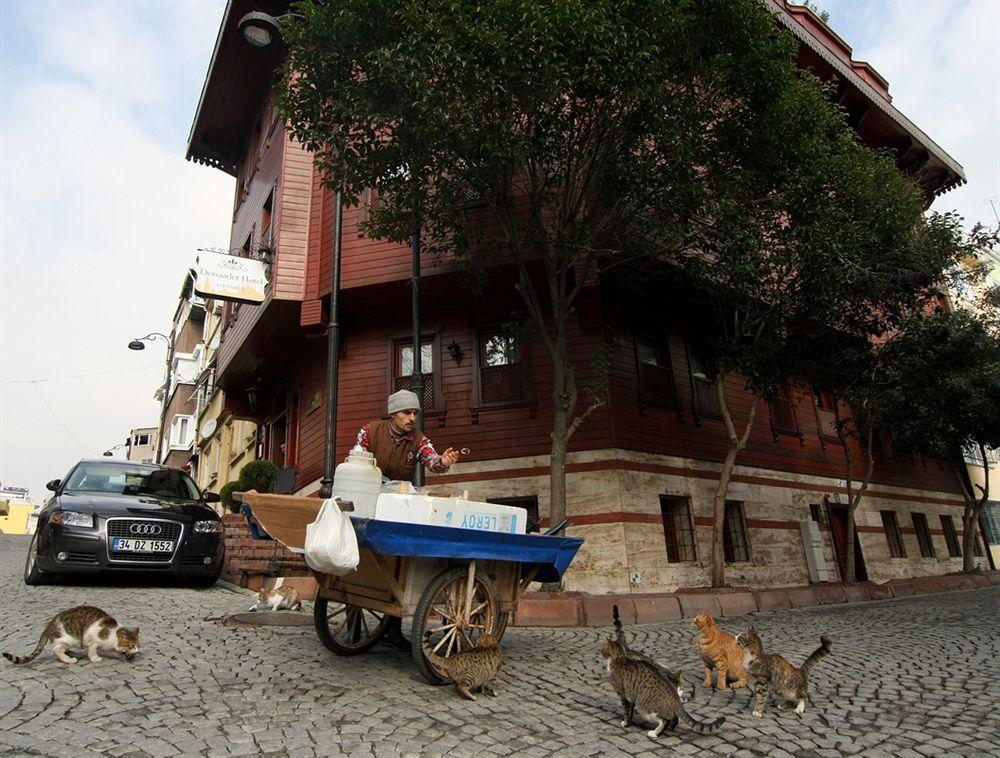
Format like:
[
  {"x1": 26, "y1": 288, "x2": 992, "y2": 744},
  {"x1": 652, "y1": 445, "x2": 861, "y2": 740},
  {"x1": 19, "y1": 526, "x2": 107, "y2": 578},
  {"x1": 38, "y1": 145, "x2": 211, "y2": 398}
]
[
  {"x1": 447, "y1": 340, "x2": 464, "y2": 364},
  {"x1": 103, "y1": 443, "x2": 127, "y2": 457},
  {"x1": 238, "y1": 10, "x2": 304, "y2": 50},
  {"x1": 247, "y1": 377, "x2": 264, "y2": 413}
]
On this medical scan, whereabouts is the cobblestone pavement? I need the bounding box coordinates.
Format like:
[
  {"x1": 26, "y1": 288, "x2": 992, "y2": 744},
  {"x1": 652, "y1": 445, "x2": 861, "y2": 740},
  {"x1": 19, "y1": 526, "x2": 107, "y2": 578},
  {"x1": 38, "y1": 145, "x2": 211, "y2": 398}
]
[{"x1": 1, "y1": 534, "x2": 998, "y2": 757}]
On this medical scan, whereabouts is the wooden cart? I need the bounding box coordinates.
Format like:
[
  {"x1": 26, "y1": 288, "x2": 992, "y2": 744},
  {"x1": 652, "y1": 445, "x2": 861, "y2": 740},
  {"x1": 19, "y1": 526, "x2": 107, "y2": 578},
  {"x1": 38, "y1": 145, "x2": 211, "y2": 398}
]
[{"x1": 237, "y1": 491, "x2": 583, "y2": 684}]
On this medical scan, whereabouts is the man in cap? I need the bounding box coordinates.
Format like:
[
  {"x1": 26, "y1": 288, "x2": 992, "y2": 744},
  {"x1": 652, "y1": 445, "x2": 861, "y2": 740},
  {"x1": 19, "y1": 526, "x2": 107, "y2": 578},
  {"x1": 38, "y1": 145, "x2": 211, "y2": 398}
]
[
  {"x1": 355, "y1": 389, "x2": 461, "y2": 481},
  {"x1": 355, "y1": 389, "x2": 463, "y2": 648}
]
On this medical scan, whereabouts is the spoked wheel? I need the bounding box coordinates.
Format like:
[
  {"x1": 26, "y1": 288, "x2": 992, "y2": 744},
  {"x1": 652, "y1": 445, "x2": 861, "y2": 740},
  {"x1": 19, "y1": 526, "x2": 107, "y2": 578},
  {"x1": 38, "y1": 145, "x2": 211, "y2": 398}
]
[
  {"x1": 314, "y1": 597, "x2": 389, "y2": 656},
  {"x1": 494, "y1": 610, "x2": 510, "y2": 641},
  {"x1": 412, "y1": 562, "x2": 498, "y2": 685}
]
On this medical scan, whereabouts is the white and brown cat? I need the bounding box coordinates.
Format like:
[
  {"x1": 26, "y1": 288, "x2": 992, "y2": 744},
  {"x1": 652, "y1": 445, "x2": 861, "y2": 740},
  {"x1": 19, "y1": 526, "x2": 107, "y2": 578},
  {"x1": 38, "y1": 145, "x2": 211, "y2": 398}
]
[
  {"x1": 3, "y1": 606, "x2": 139, "y2": 665},
  {"x1": 250, "y1": 585, "x2": 302, "y2": 612}
]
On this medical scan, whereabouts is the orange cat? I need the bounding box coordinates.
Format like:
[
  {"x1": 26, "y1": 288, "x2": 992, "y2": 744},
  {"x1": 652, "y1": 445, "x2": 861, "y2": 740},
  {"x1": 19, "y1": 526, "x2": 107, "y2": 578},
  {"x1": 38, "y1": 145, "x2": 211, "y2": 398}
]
[{"x1": 691, "y1": 611, "x2": 747, "y2": 690}]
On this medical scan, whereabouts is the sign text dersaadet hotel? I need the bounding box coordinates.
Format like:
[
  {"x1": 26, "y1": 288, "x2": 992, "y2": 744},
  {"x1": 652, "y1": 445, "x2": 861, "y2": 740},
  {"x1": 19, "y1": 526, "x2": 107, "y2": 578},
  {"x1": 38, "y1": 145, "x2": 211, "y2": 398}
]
[{"x1": 194, "y1": 251, "x2": 268, "y2": 305}]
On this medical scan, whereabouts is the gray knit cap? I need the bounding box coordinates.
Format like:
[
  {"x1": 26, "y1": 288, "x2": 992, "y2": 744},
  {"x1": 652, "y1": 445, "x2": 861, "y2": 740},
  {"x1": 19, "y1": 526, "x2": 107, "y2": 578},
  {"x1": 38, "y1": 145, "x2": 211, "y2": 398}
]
[{"x1": 387, "y1": 389, "x2": 420, "y2": 414}]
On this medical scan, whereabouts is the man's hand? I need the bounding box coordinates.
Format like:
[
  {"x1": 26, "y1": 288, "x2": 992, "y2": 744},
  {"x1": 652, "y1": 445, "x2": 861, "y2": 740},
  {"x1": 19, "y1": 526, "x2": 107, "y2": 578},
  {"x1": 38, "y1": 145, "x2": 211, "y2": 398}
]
[{"x1": 440, "y1": 447, "x2": 461, "y2": 467}]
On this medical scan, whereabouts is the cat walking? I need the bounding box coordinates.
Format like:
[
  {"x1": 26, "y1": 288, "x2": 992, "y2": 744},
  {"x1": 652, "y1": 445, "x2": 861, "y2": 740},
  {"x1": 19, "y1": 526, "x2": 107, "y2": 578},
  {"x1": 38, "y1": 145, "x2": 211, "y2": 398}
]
[
  {"x1": 422, "y1": 632, "x2": 502, "y2": 700},
  {"x1": 3, "y1": 606, "x2": 139, "y2": 665},
  {"x1": 611, "y1": 605, "x2": 688, "y2": 700},
  {"x1": 738, "y1": 626, "x2": 831, "y2": 717},
  {"x1": 602, "y1": 635, "x2": 725, "y2": 739}
]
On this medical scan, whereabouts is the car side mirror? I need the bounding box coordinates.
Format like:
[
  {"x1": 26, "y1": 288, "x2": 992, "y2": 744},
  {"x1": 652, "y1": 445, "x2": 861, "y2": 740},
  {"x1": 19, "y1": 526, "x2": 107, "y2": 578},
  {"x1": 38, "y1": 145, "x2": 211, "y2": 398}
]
[
  {"x1": 202, "y1": 491, "x2": 221, "y2": 503},
  {"x1": 46, "y1": 479, "x2": 61, "y2": 492}
]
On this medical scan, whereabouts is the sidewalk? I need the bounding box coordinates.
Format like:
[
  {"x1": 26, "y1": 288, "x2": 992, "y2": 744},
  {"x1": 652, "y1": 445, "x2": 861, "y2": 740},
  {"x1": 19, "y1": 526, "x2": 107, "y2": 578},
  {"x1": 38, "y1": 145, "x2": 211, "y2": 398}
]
[{"x1": 513, "y1": 569, "x2": 1000, "y2": 626}]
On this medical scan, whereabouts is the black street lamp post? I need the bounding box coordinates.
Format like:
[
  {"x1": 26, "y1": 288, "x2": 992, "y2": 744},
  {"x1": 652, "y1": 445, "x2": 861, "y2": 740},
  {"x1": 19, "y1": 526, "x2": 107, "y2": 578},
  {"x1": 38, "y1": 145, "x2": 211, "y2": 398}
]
[{"x1": 128, "y1": 332, "x2": 173, "y2": 464}]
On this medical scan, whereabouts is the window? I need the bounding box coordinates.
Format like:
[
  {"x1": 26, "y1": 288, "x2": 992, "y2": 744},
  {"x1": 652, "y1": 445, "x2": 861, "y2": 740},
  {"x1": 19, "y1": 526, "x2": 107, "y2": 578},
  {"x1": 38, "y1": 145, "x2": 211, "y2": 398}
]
[
  {"x1": 809, "y1": 503, "x2": 824, "y2": 524},
  {"x1": 392, "y1": 336, "x2": 439, "y2": 411},
  {"x1": 687, "y1": 342, "x2": 722, "y2": 419},
  {"x1": 261, "y1": 188, "x2": 275, "y2": 252},
  {"x1": 813, "y1": 387, "x2": 839, "y2": 439},
  {"x1": 723, "y1": 501, "x2": 750, "y2": 563},
  {"x1": 940, "y1": 515, "x2": 961, "y2": 558},
  {"x1": 170, "y1": 416, "x2": 193, "y2": 449},
  {"x1": 660, "y1": 497, "x2": 696, "y2": 562},
  {"x1": 476, "y1": 328, "x2": 529, "y2": 407},
  {"x1": 880, "y1": 511, "x2": 906, "y2": 558},
  {"x1": 486, "y1": 496, "x2": 540, "y2": 533},
  {"x1": 911, "y1": 512, "x2": 935, "y2": 558},
  {"x1": 635, "y1": 333, "x2": 678, "y2": 410},
  {"x1": 134, "y1": 433, "x2": 150, "y2": 447},
  {"x1": 768, "y1": 384, "x2": 800, "y2": 439}
]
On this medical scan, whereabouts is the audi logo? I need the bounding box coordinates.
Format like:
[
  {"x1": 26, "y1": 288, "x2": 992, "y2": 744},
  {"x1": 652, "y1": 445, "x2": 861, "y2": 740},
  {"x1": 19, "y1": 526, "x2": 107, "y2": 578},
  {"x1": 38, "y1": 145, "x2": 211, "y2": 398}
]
[{"x1": 129, "y1": 523, "x2": 163, "y2": 536}]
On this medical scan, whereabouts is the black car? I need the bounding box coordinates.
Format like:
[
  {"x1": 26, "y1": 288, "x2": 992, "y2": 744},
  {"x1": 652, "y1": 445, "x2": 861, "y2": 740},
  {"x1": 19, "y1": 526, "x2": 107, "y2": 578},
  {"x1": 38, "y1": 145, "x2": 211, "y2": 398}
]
[{"x1": 25, "y1": 459, "x2": 225, "y2": 586}]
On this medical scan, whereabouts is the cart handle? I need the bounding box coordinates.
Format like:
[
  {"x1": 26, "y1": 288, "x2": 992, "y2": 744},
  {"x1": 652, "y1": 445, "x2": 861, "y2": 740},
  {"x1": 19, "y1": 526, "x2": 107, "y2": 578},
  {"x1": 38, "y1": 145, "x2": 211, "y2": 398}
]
[{"x1": 543, "y1": 519, "x2": 571, "y2": 536}]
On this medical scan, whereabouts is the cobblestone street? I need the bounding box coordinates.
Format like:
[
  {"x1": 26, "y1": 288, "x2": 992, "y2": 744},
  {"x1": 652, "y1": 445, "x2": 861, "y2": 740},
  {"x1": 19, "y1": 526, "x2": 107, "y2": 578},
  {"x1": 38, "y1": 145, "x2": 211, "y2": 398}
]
[{"x1": 1, "y1": 534, "x2": 998, "y2": 757}]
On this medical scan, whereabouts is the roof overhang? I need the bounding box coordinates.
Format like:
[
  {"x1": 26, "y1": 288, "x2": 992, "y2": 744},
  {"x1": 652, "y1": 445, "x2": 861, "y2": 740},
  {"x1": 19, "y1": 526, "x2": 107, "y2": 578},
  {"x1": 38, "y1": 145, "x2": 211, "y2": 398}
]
[
  {"x1": 186, "y1": 0, "x2": 288, "y2": 176},
  {"x1": 769, "y1": 0, "x2": 966, "y2": 199}
]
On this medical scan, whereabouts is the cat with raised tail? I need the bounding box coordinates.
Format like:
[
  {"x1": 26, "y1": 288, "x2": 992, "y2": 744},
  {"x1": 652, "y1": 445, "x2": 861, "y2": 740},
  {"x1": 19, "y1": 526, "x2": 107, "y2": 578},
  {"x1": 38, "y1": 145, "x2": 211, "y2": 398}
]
[
  {"x1": 422, "y1": 632, "x2": 502, "y2": 700},
  {"x1": 602, "y1": 635, "x2": 725, "y2": 739},
  {"x1": 738, "y1": 626, "x2": 832, "y2": 717},
  {"x1": 250, "y1": 585, "x2": 302, "y2": 612},
  {"x1": 611, "y1": 605, "x2": 688, "y2": 701},
  {"x1": 3, "y1": 606, "x2": 139, "y2": 665}
]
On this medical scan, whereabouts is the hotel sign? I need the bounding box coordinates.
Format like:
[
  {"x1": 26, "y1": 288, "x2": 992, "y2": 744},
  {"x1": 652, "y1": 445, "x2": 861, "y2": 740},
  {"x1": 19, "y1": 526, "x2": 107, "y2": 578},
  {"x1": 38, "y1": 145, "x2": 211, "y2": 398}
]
[{"x1": 194, "y1": 251, "x2": 268, "y2": 305}]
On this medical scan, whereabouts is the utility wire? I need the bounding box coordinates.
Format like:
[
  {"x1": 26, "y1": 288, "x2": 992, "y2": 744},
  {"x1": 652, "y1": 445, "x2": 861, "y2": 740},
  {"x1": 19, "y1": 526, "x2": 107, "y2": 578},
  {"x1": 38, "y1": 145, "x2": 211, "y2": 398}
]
[
  {"x1": 1, "y1": 365, "x2": 161, "y2": 385},
  {"x1": 29, "y1": 383, "x2": 96, "y2": 457}
]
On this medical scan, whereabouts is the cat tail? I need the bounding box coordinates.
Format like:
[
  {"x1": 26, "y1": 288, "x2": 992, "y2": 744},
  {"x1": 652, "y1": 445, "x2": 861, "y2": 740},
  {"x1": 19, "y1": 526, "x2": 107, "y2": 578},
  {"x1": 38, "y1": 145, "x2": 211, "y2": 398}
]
[
  {"x1": 612, "y1": 604, "x2": 624, "y2": 640},
  {"x1": 2, "y1": 620, "x2": 56, "y2": 664},
  {"x1": 799, "y1": 635, "x2": 832, "y2": 679},
  {"x1": 678, "y1": 709, "x2": 725, "y2": 734}
]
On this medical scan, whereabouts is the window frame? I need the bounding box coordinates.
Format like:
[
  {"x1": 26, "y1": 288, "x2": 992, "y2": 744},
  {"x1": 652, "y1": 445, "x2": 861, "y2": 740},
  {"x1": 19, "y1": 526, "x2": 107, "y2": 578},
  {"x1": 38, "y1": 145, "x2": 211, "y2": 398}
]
[
  {"x1": 660, "y1": 496, "x2": 697, "y2": 563},
  {"x1": 685, "y1": 340, "x2": 722, "y2": 421},
  {"x1": 880, "y1": 510, "x2": 906, "y2": 558},
  {"x1": 768, "y1": 383, "x2": 803, "y2": 444},
  {"x1": 388, "y1": 332, "x2": 445, "y2": 417},
  {"x1": 723, "y1": 501, "x2": 751, "y2": 563},
  {"x1": 940, "y1": 515, "x2": 962, "y2": 558},
  {"x1": 634, "y1": 331, "x2": 679, "y2": 412},
  {"x1": 911, "y1": 512, "x2": 936, "y2": 558},
  {"x1": 471, "y1": 326, "x2": 535, "y2": 420}
]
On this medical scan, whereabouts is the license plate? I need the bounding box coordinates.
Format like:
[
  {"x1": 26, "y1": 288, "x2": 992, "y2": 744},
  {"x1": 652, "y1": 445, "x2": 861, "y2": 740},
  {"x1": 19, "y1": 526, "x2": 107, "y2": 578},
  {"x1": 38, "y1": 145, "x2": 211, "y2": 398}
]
[{"x1": 112, "y1": 538, "x2": 174, "y2": 553}]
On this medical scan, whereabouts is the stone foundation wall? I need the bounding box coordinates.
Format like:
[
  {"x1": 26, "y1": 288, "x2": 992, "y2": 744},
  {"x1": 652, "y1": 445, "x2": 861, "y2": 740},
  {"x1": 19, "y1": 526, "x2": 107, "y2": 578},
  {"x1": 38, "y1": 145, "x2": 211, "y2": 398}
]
[{"x1": 430, "y1": 449, "x2": 988, "y2": 593}]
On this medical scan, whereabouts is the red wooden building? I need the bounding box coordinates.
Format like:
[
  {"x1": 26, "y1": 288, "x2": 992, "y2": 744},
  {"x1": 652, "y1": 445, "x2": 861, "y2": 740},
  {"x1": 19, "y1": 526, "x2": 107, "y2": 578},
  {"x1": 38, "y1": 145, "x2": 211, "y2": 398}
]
[{"x1": 186, "y1": 0, "x2": 986, "y2": 594}]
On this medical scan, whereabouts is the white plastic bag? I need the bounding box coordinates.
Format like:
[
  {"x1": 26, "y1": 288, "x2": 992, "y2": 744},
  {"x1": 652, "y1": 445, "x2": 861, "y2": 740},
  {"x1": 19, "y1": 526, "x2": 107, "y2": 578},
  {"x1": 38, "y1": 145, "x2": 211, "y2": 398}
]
[{"x1": 304, "y1": 498, "x2": 360, "y2": 576}]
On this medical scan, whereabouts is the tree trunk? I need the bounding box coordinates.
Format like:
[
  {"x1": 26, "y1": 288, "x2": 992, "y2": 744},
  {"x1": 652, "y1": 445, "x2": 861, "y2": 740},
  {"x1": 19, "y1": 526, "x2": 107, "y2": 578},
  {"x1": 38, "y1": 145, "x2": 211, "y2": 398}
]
[
  {"x1": 709, "y1": 375, "x2": 762, "y2": 588},
  {"x1": 953, "y1": 446, "x2": 989, "y2": 572},
  {"x1": 836, "y1": 415, "x2": 875, "y2": 585}
]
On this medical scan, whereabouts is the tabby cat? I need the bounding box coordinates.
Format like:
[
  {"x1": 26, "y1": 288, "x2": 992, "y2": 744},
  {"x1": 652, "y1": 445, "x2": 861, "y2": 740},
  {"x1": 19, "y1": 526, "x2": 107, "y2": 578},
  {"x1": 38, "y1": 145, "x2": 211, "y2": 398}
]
[
  {"x1": 2, "y1": 606, "x2": 139, "y2": 665},
  {"x1": 738, "y1": 626, "x2": 832, "y2": 717},
  {"x1": 602, "y1": 636, "x2": 725, "y2": 739},
  {"x1": 612, "y1": 605, "x2": 688, "y2": 702},
  {"x1": 422, "y1": 632, "x2": 502, "y2": 700},
  {"x1": 250, "y1": 585, "x2": 302, "y2": 612},
  {"x1": 692, "y1": 611, "x2": 747, "y2": 690}
]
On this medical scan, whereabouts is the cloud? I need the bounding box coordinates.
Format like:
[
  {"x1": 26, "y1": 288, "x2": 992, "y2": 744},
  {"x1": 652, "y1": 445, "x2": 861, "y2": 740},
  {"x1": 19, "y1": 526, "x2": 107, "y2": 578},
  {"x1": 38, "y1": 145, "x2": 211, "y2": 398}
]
[
  {"x1": 825, "y1": 0, "x2": 1000, "y2": 231},
  {"x1": 0, "y1": 1, "x2": 232, "y2": 501}
]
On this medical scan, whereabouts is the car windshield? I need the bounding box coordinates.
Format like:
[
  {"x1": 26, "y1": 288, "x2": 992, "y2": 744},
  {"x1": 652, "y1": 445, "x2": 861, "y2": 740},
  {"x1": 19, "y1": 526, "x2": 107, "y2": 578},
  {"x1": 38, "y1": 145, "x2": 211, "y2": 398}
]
[{"x1": 64, "y1": 463, "x2": 201, "y2": 500}]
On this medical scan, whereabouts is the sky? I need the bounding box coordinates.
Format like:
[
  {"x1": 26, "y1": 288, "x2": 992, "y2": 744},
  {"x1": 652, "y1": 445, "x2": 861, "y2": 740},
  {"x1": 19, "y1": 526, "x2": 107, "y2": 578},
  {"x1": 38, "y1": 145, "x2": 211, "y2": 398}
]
[{"x1": 1, "y1": 0, "x2": 998, "y2": 506}]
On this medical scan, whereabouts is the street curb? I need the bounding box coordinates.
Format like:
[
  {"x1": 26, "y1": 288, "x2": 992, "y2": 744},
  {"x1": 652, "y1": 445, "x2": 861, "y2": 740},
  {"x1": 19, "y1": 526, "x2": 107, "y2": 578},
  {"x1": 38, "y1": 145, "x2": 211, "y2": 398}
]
[{"x1": 511, "y1": 570, "x2": 999, "y2": 628}]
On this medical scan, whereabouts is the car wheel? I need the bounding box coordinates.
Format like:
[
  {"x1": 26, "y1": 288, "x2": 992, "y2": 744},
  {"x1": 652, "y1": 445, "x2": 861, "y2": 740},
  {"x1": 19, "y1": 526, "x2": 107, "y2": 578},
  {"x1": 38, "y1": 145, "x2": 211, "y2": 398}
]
[{"x1": 24, "y1": 534, "x2": 53, "y2": 586}]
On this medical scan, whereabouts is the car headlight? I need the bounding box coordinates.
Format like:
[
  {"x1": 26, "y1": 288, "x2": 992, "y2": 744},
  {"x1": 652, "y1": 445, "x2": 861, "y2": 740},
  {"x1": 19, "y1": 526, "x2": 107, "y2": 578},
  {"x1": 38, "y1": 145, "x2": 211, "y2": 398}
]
[
  {"x1": 193, "y1": 520, "x2": 222, "y2": 534},
  {"x1": 50, "y1": 511, "x2": 94, "y2": 528}
]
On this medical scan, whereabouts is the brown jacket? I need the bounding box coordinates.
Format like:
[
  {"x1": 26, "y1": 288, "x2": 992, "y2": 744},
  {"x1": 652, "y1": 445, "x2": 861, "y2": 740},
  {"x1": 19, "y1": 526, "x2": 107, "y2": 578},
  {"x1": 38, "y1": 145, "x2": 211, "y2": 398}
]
[{"x1": 367, "y1": 419, "x2": 423, "y2": 481}]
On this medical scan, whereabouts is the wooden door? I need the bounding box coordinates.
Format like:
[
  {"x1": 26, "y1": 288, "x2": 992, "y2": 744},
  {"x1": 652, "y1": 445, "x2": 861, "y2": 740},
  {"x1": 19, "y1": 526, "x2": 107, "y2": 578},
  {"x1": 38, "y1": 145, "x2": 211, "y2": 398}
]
[{"x1": 825, "y1": 504, "x2": 868, "y2": 582}]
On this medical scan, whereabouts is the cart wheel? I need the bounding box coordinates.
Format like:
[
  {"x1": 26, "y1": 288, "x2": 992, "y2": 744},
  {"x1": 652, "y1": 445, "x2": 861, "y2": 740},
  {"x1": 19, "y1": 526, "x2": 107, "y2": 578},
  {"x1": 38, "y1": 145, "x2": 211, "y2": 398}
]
[
  {"x1": 494, "y1": 610, "x2": 510, "y2": 641},
  {"x1": 314, "y1": 598, "x2": 389, "y2": 656},
  {"x1": 411, "y1": 564, "x2": 498, "y2": 685}
]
